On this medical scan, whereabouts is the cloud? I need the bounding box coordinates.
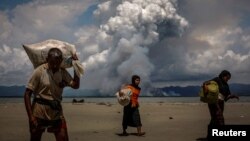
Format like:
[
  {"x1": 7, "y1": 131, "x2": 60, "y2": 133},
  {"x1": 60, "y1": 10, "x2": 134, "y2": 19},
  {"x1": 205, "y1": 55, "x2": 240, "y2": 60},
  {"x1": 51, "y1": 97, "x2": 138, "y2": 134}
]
[
  {"x1": 76, "y1": 0, "x2": 188, "y2": 94},
  {"x1": 0, "y1": 0, "x2": 97, "y2": 85},
  {"x1": 150, "y1": 26, "x2": 250, "y2": 86},
  {"x1": 0, "y1": 0, "x2": 250, "y2": 95},
  {"x1": 0, "y1": 44, "x2": 31, "y2": 85},
  {"x1": 0, "y1": 0, "x2": 98, "y2": 45},
  {"x1": 189, "y1": 27, "x2": 250, "y2": 77}
]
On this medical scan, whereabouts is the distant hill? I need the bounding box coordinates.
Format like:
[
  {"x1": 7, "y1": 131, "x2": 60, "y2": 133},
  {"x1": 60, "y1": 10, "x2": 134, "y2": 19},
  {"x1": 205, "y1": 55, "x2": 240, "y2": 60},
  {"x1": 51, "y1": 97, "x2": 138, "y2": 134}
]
[
  {"x1": 0, "y1": 83, "x2": 249, "y2": 97},
  {"x1": 0, "y1": 86, "x2": 26, "y2": 97},
  {"x1": 149, "y1": 83, "x2": 250, "y2": 97},
  {"x1": 149, "y1": 86, "x2": 200, "y2": 97},
  {"x1": 0, "y1": 86, "x2": 101, "y2": 97},
  {"x1": 229, "y1": 83, "x2": 250, "y2": 96}
]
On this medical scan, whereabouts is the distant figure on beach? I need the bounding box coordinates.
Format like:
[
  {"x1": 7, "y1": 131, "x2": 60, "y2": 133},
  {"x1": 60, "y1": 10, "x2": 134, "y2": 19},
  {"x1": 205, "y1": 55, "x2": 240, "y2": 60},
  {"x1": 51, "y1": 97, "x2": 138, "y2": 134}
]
[
  {"x1": 24, "y1": 48, "x2": 80, "y2": 141},
  {"x1": 203, "y1": 70, "x2": 239, "y2": 127},
  {"x1": 119, "y1": 75, "x2": 145, "y2": 136}
]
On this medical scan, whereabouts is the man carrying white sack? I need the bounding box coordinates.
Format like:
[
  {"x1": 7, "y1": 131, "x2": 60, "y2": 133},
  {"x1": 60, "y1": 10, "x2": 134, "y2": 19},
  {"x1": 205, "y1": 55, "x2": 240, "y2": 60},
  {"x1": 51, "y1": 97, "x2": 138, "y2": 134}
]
[
  {"x1": 24, "y1": 48, "x2": 80, "y2": 141},
  {"x1": 22, "y1": 39, "x2": 84, "y2": 78}
]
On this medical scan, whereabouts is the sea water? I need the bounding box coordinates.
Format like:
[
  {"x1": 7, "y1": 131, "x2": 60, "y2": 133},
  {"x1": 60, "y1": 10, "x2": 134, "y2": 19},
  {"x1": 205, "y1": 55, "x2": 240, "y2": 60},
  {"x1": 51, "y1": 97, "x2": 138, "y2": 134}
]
[{"x1": 1, "y1": 96, "x2": 250, "y2": 104}]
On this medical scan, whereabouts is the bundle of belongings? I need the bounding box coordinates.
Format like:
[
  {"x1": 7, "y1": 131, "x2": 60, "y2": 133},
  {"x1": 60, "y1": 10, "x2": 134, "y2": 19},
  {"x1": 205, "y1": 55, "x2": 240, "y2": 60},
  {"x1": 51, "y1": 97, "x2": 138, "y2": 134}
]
[
  {"x1": 199, "y1": 81, "x2": 219, "y2": 104},
  {"x1": 23, "y1": 39, "x2": 84, "y2": 77},
  {"x1": 115, "y1": 88, "x2": 132, "y2": 106}
]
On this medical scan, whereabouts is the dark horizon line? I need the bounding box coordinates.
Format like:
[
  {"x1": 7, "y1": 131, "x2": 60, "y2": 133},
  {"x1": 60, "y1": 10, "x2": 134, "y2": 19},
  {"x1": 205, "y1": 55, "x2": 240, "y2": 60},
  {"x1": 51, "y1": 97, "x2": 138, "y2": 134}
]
[
  {"x1": 0, "y1": 82, "x2": 249, "y2": 88},
  {"x1": 0, "y1": 95, "x2": 250, "y2": 98}
]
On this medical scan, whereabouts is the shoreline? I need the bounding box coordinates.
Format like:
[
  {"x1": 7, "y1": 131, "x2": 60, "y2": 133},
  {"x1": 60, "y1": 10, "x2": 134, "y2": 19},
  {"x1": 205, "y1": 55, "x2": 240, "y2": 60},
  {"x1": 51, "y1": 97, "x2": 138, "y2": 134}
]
[{"x1": 1, "y1": 96, "x2": 250, "y2": 104}]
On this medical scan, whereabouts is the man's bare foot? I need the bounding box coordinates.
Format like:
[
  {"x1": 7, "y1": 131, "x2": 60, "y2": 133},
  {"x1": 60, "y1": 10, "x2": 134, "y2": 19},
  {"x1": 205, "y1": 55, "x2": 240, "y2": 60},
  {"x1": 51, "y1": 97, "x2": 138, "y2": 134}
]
[{"x1": 117, "y1": 132, "x2": 129, "y2": 136}]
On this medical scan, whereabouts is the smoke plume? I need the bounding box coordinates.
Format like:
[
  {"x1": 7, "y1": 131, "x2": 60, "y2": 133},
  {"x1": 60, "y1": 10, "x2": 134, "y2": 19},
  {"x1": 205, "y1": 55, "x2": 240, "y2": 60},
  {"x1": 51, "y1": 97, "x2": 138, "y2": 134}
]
[{"x1": 78, "y1": 0, "x2": 188, "y2": 95}]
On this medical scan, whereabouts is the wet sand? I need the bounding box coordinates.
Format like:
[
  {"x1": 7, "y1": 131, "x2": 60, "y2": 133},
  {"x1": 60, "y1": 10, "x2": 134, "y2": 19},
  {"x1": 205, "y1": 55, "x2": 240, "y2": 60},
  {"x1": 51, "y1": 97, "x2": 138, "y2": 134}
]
[{"x1": 0, "y1": 101, "x2": 249, "y2": 141}]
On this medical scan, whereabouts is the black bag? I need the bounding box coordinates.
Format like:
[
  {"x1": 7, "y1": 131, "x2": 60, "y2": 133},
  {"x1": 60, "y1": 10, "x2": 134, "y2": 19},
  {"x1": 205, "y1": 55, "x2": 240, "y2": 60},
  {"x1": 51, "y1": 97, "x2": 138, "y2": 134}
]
[{"x1": 34, "y1": 98, "x2": 62, "y2": 111}]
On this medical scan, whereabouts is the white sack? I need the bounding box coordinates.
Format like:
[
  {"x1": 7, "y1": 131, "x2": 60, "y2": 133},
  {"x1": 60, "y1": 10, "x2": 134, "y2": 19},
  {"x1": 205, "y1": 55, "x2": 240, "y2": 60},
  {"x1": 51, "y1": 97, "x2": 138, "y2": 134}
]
[
  {"x1": 115, "y1": 88, "x2": 132, "y2": 106},
  {"x1": 23, "y1": 39, "x2": 84, "y2": 77}
]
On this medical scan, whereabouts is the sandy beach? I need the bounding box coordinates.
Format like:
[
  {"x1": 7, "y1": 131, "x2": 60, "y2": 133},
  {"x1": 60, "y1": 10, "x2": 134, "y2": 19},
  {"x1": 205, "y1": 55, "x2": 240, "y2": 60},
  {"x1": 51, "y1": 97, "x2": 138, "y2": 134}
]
[{"x1": 0, "y1": 101, "x2": 250, "y2": 141}]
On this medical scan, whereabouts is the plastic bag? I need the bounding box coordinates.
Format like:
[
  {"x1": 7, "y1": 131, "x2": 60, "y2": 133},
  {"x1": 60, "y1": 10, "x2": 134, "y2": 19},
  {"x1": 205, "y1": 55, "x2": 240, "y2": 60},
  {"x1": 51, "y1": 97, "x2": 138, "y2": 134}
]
[
  {"x1": 23, "y1": 39, "x2": 84, "y2": 77},
  {"x1": 115, "y1": 88, "x2": 132, "y2": 106},
  {"x1": 199, "y1": 81, "x2": 219, "y2": 104}
]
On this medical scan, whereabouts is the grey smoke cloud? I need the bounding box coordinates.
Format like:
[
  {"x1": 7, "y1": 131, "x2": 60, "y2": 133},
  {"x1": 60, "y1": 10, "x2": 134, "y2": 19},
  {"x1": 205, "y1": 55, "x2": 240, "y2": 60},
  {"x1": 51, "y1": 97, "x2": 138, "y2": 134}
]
[{"x1": 78, "y1": 0, "x2": 188, "y2": 94}]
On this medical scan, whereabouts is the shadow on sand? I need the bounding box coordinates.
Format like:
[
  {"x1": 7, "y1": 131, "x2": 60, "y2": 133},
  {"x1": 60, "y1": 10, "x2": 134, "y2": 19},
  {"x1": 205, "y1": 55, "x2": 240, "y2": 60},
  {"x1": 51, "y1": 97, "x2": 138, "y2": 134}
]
[{"x1": 196, "y1": 137, "x2": 208, "y2": 141}]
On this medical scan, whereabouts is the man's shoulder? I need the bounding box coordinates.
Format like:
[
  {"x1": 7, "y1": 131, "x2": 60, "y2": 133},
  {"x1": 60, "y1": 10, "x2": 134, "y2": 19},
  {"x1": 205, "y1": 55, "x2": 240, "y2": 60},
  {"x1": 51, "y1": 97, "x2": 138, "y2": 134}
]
[
  {"x1": 35, "y1": 63, "x2": 47, "y2": 69},
  {"x1": 32, "y1": 63, "x2": 47, "y2": 74}
]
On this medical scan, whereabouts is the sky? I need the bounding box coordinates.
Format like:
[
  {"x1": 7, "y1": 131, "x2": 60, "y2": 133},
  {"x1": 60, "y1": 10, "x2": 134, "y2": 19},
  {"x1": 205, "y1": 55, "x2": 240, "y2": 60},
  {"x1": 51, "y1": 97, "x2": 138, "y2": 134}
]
[{"x1": 0, "y1": 0, "x2": 250, "y2": 94}]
